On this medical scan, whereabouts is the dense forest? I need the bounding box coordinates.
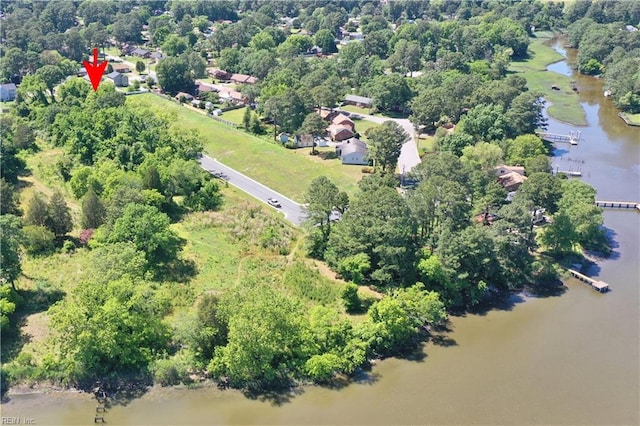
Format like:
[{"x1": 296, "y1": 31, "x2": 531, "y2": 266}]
[{"x1": 0, "y1": 0, "x2": 627, "y2": 396}]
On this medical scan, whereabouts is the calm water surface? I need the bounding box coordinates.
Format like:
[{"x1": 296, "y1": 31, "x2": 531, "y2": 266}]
[{"x1": 3, "y1": 38, "x2": 638, "y2": 425}]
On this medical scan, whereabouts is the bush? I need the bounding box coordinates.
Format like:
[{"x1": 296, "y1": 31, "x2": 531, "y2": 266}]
[
  {"x1": 22, "y1": 225, "x2": 55, "y2": 255},
  {"x1": 152, "y1": 353, "x2": 194, "y2": 387},
  {"x1": 62, "y1": 240, "x2": 76, "y2": 254},
  {"x1": 341, "y1": 282, "x2": 361, "y2": 313}
]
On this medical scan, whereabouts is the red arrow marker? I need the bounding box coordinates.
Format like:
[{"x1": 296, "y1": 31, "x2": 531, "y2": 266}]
[{"x1": 83, "y1": 48, "x2": 108, "y2": 92}]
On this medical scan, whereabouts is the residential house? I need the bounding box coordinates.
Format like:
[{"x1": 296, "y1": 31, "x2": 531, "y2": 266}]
[
  {"x1": 331, "y1": 113, "x2": 355, "y2": 132},
  {"x1": 175, "y1": 92, "x2": 195, "y2": 102},
  {"x1": 208, "y1": 68, "x2": 231, "y2": 80},
  {"x1": 107, "y1": 72, "x2": 128, "y2": 87},
  {"x1": 0, "y1": 83, "x2": 16, "y2": 101},
  {"x1": 230, "y1": 73, "x2": 258, "y2": 85},
  {"x1": 497, "y1": 171, "x2": 527, "y2": 192},
  {"x1": 196, "y1": 81, "x2": 217, "y2": 94},
  {"x1": 132, "y1": 47, "x2": 151, "y2": 58},
  {"x1": 294, "y1": 134, "x2": 314, "y2": 148},
  {"x1": 344, "y1": 94, "x2": 373, "y2": 109},
  {"x1": 494, "y1": 164, "x2": 525, "y2": 177},
  {"x1": 335, "y1": 138, "x2": 369, "y2": 165},
  {"x1": 319, "y1": 109, "x2": 339, "y2": 121},
  {"x1": 111, "y1": 63, "x2": 131, "y2": 73},
  {"x1": 218, "y1": 88, "x2": 245, "y2": 104},
  {"x1": 328, "y1": 124, "x2": 355, "y2": 141},
  {"x1": 150, "y1": 51, "x2": 164, "y2": 62}
]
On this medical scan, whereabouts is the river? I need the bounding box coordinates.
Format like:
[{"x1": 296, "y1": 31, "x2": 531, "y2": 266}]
[{"x1": 2, "y1": 39, "x2": 638, "y2": 425}]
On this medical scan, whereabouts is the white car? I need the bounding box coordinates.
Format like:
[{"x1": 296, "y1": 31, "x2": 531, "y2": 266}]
[{"x1": 267, "y1": 198, "x2": 281, "y2": 208}]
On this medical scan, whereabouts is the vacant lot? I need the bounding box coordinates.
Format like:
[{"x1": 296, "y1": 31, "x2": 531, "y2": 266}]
[{"x1": 127, "y1": 94, "x2": 364, "y2": 201}]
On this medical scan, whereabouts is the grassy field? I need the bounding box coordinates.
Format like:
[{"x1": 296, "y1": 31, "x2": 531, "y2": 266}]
[
  {"x1": 127, "y1": 94, "x2": 364, "y2": 201},
  {"x1": 352, "y1": 118, "x2": 381, "y2": 139},
  {"x1": 219, "y1": 106, "x2": 248, "y2": 125},
  {"x1": 509, "y1": 35, "x2": 587, "y2": 126},
  {"x1": 417, "y1": 134, "x2": 437, "y2": 154},
  {"x1": 620, "y1": 112, "x2": 640, "y2": 127}
]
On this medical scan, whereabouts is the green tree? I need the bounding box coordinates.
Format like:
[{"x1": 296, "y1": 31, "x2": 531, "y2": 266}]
[
  {"x1": 24, "y1": 192, "x2": 49, "y2": 227},
  {"x1": 156, "y1": 56, "x2": 194, "y2": 96},
  {"x1": 135, "y1": 60, "x2": 146, "y2": 73},
  {"x1": 458, "y1": 104, "x2": 509, "y2": 142},
  {"x1": 304, "y1": 176, "x2": 344, "y2": 257},
  {"x1": 505, "y1": 92, "x2": 546, "y2": 137},
  {"x1": 80, "y1": 189, "x2": 106, "y2": 229},
  {"x1": 0, "y1": 215, "x2": 23, "y2": 289},
  {"x1": 517, "y1": 172, "x2": 563, "y2": 213},
  {"x1": 36, "y1": 65, "x2": 64, "y2": 103},
  {"x1": 365, "y1": 121, "x2": 409, "y2": 173},
  {"x1": 325, "y1": 185, "x2": 416, "y2": 286},
  {"x1": 338, "y1": 253, "x2": 371, "y2": 285},
  {"x1": 299, "y1": 112, "x2": 327, "y2": 154},
  {"x1": 108, "y1": 204, "x2": 185, "y2": 268},
  {"x1": 0, "y1": 179, "x2": 21, "y2": 216},
  {"x1": 341, "y1": 282, "x2": 361, "y2": 312},
  {"x1": 209, "y1": 286, "x2": 305, "y2": 389},
  {"x1": 437, "y1": 132, "x2": 475, "y2": 157},
  {"x1": 540, "y1": 212, "x2": 577, "y2": 255},
  {"x1": 503, "y1": 134, "x2": 547, "y2": 166},
  {"x1": 366, "y1": 73, "x2": 413, "y2": 112},
  {"x1": 0, "y1": 284, "x2": 18, "y2": 332},
  {"x1": 314, "y1": 29, "x2": 337, "y2": 54},
  {"x1": 46, "y1": 190, "x2": 73, "y2": 237},
  {"x1": 49, "y1": 277, "x2": 170, "y2": 384}
]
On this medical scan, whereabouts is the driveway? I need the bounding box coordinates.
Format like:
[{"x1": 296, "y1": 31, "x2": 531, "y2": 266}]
[
  {"x1": 336, "y1": 108, "x2": 421, "y2": 174},
  {"x1": 198, "y1": 155, "x2": 307, "y2": 226}
]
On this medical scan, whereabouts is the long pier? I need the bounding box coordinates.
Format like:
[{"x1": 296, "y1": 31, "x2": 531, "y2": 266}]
[
  {"x1": 566, "y1": 268, "x2": 609, "y2": 293},
  {"x1": 537, "y1": 130, "x2": 581, "y2": 145},
  {"x1": 595, "y1": 200, "x2": 640, "y2": 211}
]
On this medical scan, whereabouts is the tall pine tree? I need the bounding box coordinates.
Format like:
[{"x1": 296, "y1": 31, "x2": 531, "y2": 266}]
[
  {"x1": 46, "y1": 190, "x2": 73, "y2": 237},
  {"x1": 81, "y1": 189, "x2": 106, "y2": 229}
]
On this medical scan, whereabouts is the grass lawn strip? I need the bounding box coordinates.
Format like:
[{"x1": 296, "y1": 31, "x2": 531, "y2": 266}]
[{"x1": 127, "y1": 94, "x2": 363, "y2": 201}]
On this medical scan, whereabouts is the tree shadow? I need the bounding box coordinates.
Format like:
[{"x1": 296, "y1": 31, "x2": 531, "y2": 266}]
[
  {"x1": 464, "y1": 292, "x2": 527, "y2": 317},
  {"x1": 317, "y1": 151, "x2": 338, "y2": 160},
  {"x1": 523, "y1": 282, "x2": 567, "y2": 298},
  {"x1": 159, "y1": 258, "x2": 198, "y2": 283},
  {"x1": 242, "y1": 385, "x2": 305, "y2": 407}
]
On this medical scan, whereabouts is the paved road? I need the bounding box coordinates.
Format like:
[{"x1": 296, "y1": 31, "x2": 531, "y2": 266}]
[
  {"x1": 198, "y1": 155, "x2": 307, "y2": 226},
  {"x1": 335, "y1": 108, "x2": 421, "y2": 174}
]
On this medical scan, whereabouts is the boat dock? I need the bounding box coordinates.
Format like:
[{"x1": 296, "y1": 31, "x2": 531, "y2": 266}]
[
  {"x1": 566, "y1": 268, "x2": 609, "y2": 293},
  {"x1": 595, "y1": 200, "x2": 640, "y2": 211},
  {"x1": 537, "y1": 130, "x2": 581, "y2": 145}
]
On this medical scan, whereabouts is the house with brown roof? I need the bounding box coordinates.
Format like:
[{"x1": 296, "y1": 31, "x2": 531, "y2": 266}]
[
  {"x1": 175, "y1": 92, "x2": 194, "y2": 102},
  {"x1": 335, "y1": 138, "x2": 369, "y2": 165},
  {"x1": 331, "y1": 113, "x2": 355, "y2": 131},
  {"x1": 218, "y1": 88, "x2": 245, "y2": 104},
  {"x1": 319, "y1": 109, "x2": 339, "y2": 121},
  {"x1": 111, "y1": 63, "x2": 131, "y2": 73},
  {"x1": 208, "y1": 68, "x2": 232, "y2": 80},
  {"x1": 230, "y1": 73, "x2": 258, "y2": 84},
  {"x1": 328, "y1": 124, "x2": 355, "y2": 141},
  {"x1": 497, "y1": 171, "x2": 527, "y2": 192},
  {"x1": 495, "y1": 164, "x2": 525, "y2": 177}
]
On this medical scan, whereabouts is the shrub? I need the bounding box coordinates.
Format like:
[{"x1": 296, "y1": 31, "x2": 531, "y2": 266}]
[
  {"x1": 152, "y1": 353, "x2": 194, "y2": 387},
  {"x1": 341, "y1": 282, "x2": 361, "y2": 313},
  {"x1": 62, "y1": 240, "x2": 76, "y2": 254},
  {"x1": 22, "y1": 225, "x2": 55, "y2": 255}
]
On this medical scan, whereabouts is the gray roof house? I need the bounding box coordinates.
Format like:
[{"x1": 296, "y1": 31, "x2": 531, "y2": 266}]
[
  {"x1": 107, "y1": 72, "x2": 128, "y2": 87},
  {"x1": 132, "y1": 47, "x2": 151, "y2": 58},
  {"x1": 0, "y1": 83, "x2": 17, "y2": 101},
  {"x1": 335, "y1": 137, "x2": 369, "y2": 165},
  {"x1": 344, "y1": 94, "x2": 373, "y2": 108}
]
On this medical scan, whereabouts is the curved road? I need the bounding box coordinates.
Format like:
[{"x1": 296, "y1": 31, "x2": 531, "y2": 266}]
[{"x1": 198, "y1": 155, "x2": 307, "y2": 226}]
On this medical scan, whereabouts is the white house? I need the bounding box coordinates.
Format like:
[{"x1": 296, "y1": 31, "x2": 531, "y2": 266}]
[
  {"x1": 0, "y1": 83, "x2": 17, "y2": 101},
  {"x1": 336, "y1": 138, "x2": 369, "y2": 165}
]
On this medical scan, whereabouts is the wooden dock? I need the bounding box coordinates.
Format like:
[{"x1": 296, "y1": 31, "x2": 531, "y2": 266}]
[
  {"x1": 566, "y1": 268, "x2": 609, "y2": 293},
  {"x1": 595, "y1": 200, "x2": 640, "y2": 211},
  {"x1": 537, "y1": 130, "x2": 581, "y2": 145}
]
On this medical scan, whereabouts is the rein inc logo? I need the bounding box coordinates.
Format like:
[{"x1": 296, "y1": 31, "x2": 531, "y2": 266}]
[{"x1": 1, "y1": 418, "x2": 35, "y2": 424}]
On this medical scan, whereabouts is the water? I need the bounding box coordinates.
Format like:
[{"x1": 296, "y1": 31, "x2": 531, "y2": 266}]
[{"x1": 3, "y1": 39, "x2": 639, "y2": 425}]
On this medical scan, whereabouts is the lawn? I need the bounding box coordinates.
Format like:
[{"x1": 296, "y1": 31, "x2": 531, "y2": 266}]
[
  {"x1": 341, "y1": 104, "x2": 374, "y2": 115},
  {"x1": 620, "y1": 112, "x2": 640, "y2": 127},
  {"x1": 127, "y1": 94, "x2": 364, "y2": 201},
  {"x1": 509, "y1": 36, "x2": 587, "y2": 126},
  {"x1": 352, "y1": 117, "x2": 381, "y2": 139},
  {"x1": 219, "y1": 106, "x2": 248, "y2": 125},
  {"x1": 417, "y1": 134, "x2": 437, "y2": 154}
]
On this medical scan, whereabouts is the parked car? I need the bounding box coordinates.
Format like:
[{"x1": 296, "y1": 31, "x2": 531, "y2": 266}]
[{"x1": 267, "y1": 198, "x2": 281, "y2": 208}]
